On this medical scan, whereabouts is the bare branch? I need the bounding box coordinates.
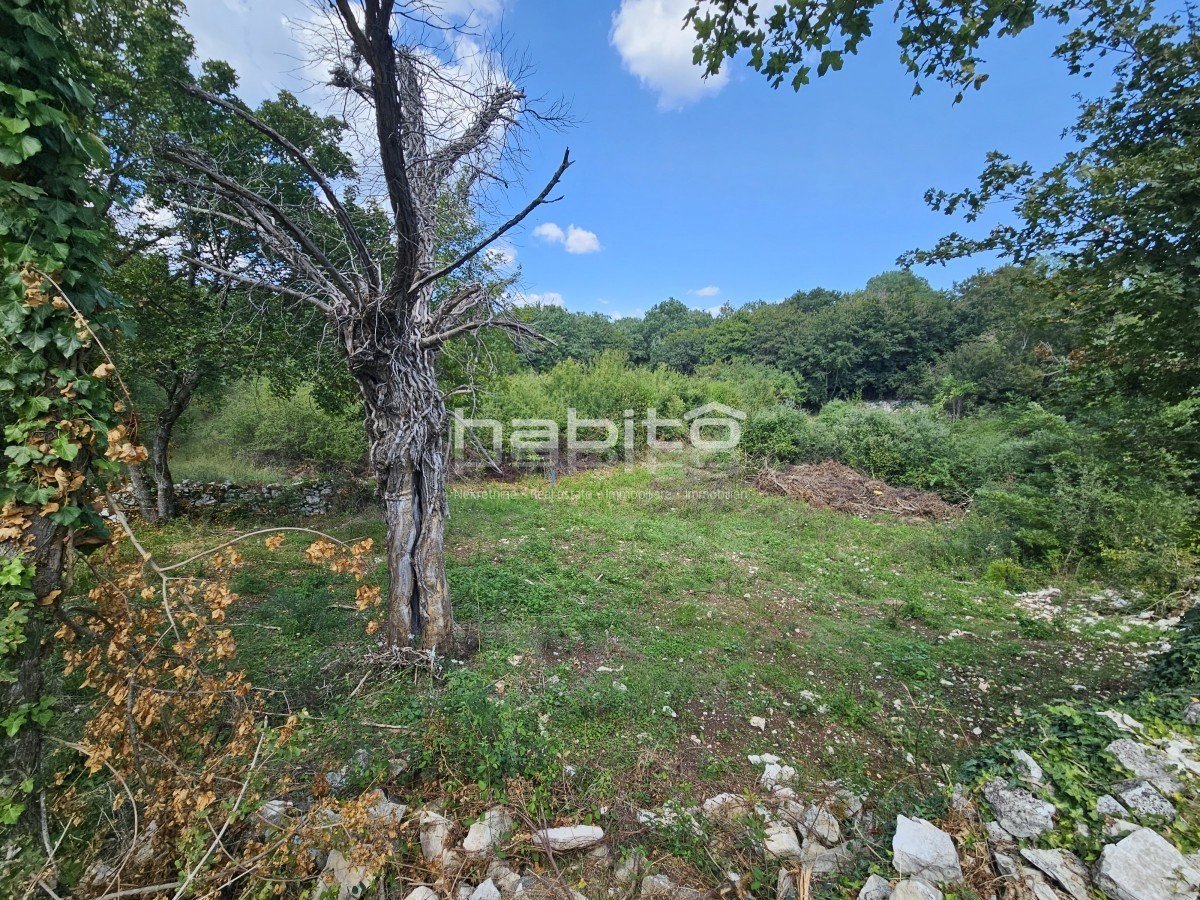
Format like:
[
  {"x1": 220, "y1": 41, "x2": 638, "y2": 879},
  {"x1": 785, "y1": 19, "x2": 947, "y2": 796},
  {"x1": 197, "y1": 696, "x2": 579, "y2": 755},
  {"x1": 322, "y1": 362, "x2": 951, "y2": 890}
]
[
  {"x1": 179, "y1": 257, "x2": 335, "y2": 314},
  {"x1": 427, "y1": 85, "x2": 525, "y2": 186},
  {"x1": 421, "y1": 311, "x2": 546, "y2": 348},
  {"x1": 176, "y1": 83, "x2": 379, "y2": 291},
  {"x1": 162, "y1": 146, "x2": 359, "y2": 306},
  {"x1": 411, "y1": 148, "x2": 571, "y2": 297}
]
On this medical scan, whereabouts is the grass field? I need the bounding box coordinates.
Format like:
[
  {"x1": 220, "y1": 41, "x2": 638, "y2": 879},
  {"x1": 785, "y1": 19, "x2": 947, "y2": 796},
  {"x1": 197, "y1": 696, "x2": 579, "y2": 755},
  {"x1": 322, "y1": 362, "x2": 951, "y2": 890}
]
[{"x1": 112, "y1": 462, "x2": 1161, "y2": 885}]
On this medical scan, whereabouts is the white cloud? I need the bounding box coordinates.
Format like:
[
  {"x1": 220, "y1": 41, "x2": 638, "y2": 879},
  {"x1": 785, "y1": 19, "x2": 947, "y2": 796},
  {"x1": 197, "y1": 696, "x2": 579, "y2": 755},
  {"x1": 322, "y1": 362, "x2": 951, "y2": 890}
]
[
  {"x1": 611, "y1": 0, "x2": 728, "y2": 110},
  {"x1": 691, "y1": 285, "x2": 720, "y2": 297},
  {"x1": 434, "y1": 0, "x2": 506, "y2": 23},
  {"x1": 532, "y1": 222, "x2": 602, "y2": 254},
  {"x1": 564, "y1": 225, "x2": 601, "y2": 254},
  {"x1": 512, "y1": 291, "x2": 565, "y2": 308},
  {"x1": 485, "y1": 243, "x2": 517, "y2": 268},
  {"x1": 706, "y1": 305, "x2": 724, "y2": 316},
  {"x1": 532, "y1": 222, "x2": 566, "y2": 244}
]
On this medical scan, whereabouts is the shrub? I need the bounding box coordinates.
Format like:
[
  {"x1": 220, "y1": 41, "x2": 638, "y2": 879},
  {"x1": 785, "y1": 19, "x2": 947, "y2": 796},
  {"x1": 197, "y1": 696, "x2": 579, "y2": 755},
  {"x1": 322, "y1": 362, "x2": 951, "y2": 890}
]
[
  {"x1": 178, "y1": 380, "x2": 366, "y2": 473},
  {"x1": 740, "y1": 406, "x2": 812, "y2": 463}
]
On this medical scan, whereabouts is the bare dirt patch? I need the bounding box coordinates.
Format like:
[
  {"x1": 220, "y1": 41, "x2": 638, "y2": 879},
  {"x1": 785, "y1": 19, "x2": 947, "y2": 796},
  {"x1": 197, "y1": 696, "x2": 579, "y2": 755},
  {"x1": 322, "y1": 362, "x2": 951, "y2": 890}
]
[{"x1": 754, "y1": 460, "x2": 964, "y2": 521}]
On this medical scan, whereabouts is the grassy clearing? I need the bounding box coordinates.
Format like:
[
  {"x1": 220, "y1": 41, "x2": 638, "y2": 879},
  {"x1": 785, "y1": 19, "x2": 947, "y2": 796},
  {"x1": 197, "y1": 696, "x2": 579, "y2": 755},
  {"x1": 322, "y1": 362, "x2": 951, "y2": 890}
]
[{"x1": 107, "y1": 463, "x2": 1159, "y2": 880}]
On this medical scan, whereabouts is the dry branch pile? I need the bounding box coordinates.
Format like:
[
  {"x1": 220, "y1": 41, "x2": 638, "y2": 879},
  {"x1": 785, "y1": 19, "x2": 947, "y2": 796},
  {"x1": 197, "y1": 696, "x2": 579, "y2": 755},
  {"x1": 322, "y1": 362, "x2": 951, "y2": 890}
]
[{"x1": 754, "y1": 460, "x2": 964, "y2": 521}]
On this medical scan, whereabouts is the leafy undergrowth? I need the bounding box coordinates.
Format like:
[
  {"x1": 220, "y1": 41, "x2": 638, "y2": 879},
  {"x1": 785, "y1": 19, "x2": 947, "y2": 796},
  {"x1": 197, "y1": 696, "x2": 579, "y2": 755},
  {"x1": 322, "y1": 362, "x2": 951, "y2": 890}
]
[{"x1": 80, "y1": 463, "x2": 1169, "y2": 890}]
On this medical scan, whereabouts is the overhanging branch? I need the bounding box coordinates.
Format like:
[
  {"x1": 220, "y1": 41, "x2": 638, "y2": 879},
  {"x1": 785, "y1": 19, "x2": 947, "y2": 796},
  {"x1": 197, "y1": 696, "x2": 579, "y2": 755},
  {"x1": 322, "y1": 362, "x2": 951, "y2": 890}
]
[{"x1": 410, "y1": 148, "x2": 572, "y2": 297}]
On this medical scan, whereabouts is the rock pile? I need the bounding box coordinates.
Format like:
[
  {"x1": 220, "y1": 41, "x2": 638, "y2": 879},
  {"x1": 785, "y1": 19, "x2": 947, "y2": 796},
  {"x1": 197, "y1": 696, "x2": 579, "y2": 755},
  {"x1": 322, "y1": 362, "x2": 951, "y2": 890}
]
[
  {"x1": 303, "y1": 708, "x2": 1200, "y2": 899},
  {"x1": 849, "y1": 707, "x2": 1200, "y2": 900}
]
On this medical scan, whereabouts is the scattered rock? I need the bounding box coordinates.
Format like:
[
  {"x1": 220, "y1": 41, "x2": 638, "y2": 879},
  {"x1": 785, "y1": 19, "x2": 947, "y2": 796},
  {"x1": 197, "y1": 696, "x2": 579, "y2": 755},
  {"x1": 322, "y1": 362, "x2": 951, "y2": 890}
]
[
  {"x1": 1184, "y1": 702, "x2": 1200, "y2": 726},
  {"x1": 470, "y1": 879, "x2": 502, "y2": 900},
  {"x1": 702, "y1": 793, "x2": 752, "y2": 822},
  {"x1": 750, "y1": 715, "x2": 767, "y2": 731},
  {"x1": 892, "y1": 816, "x2": 963, "y2": 884},
  {"x1": 763, "y1": 821, "x2": 802, "y2": 860},
  {"x1": 776, "y1": 867, "x2": 797, "y2": 900},
  {"x1": 615, "y1": 850, "x2": 645, "y2": 885},
  {"x1": 1116, "y1": 780, "x2": 1177, "y2": 821},
  {"x1": 485, "y1": 862, "x2": 521, "y2": 896},
  {"x1": 464, "y1": 807, "x2": 513, "y2": 854},
  {"x1": 640, "y1": 874, "x2": 704, "y2": 899},
  {"x1": 322, "y1": 849, "x2": 372, "y2": 900},
  {"x1": 799, "y1": 840, "x2": 856, "y2": 874},
  {"x1": 533, "y1": 825, "x2": 605, "y2": 852},
  {"x1": 798, "y1": 804, "x2": 841, "y2": 847},
  {"x1": 420, "y1": 810, "x2": 453, "y2": 862},
  {"x1": 1020, "y1": 848, "x2": 1090, "y2": 900},
  {"x1": 1108, "y1": 739, "x2": 1185, "y2": 793},
  {"x1": 761, "y1": 762, "x2": 799, "y2": 790},
  {"x1": 891, "y1": 878, "x2": 943, "y2": 900},
  {"x1": 1013, "y1": 749, "x2": 1044, "y2": 782},
  {"x1": 1095, "y1": 829, "x2": 1200, "y2": 900},
  {"x1": 1097, "y1": 794, "x2": 1127, "y2": 816},
  {"x1": 982, "y1": 779, "x2": 1055, "y2": 839},
  {"x1": 859, "y1": 874, "x2": 893, "y2": 900},
  {"x1": 403, "y1": 888, "x2": 439, "y2": 900}
]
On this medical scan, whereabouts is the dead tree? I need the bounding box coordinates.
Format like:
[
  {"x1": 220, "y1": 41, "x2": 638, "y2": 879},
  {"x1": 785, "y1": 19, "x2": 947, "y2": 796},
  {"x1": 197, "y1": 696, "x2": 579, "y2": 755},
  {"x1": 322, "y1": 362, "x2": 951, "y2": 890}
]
[{"x1": 163, "y1": 1, "x2": 569, "y2": 652}]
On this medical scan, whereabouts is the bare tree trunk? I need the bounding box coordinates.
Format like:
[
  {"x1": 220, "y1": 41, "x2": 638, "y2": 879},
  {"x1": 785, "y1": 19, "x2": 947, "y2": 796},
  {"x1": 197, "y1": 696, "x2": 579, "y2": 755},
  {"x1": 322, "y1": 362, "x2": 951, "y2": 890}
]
[
  {"x1": 152, "y1": 370, "x2": 201, "y2": 522},
  {"x1": 128, "y1": 464, "x2": 158, "y2": 521},
  {"x1": 355, "y1": 341, "x2": 454, "y2": 652}
]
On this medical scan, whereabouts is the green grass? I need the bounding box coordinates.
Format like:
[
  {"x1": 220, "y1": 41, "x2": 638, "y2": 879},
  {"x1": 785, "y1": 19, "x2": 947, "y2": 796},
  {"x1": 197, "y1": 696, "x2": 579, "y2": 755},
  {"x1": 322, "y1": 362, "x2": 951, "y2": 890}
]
[
  {"x1": 123, "y1": 463, "x2": 1158, "y2": 868},
  {"x1": 169, "y1": 445, "x2": 289, "y2": 483}
]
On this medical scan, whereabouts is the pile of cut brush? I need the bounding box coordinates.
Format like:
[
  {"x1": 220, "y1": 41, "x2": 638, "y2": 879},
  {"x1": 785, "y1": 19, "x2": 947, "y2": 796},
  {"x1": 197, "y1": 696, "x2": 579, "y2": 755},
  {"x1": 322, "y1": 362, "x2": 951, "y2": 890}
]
[{"x1": 754, "y1": 460, "x2": 964, "y2": 521}]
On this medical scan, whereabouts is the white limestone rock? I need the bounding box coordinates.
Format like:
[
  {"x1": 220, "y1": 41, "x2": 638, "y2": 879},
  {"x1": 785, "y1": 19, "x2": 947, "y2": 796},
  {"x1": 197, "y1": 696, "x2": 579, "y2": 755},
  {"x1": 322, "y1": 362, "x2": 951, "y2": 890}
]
[
  {"x1": 533, "y1": 825, "x2": 605, "y2": 852},
  {"x1": 702, "y1": 792, "x2": 752, "y2": 822},
  {"x1": 798, "y1": 804, "x2": 842, "y2": 847},
  {"x1": 1095, "y1": 829, "x2": 1200, "y2": 900},
  {"x1": 322, "y1": 849, "x2": 372, "y2": 900},
  {"x1": 419, "y1": 810, "x2": 453, "y2": 862},
  {"x1": 982, "y1": 780, "x2": 1055, "y2": 839},
  {"x1": 763, "y1": 821, "x2": 803, "y2": 860},
  {"x1": 892, "y1": 816, "x2": 963, "y2": 884},
  {"x1": 1019, "y1": 848, "x2": 1090, "y2": 900},
  {"x1": 799, "y1": 840, "x2": 856, "y2": 875},
  {"x1": 761, "y1": 762, "x2": 799, "y2": 790},
  {"x1": 1117, "y1": 779, "x2": 1177, "y2": 820},
  {"x1": 470, "y1": 879, "x2": 502, "y2": 900},
  {"x1": 859, "y1": 874, "x2": 893, "y2": 900},
  {"x1": 463, "y1": 807, "x2": 514, "y2": 854},
  {"x1": 1107, "y1": 739, "x2": 1185, "y2": 793},
  {"x1": 891, "y1": 878, "x2": 943, "y2": 900}
]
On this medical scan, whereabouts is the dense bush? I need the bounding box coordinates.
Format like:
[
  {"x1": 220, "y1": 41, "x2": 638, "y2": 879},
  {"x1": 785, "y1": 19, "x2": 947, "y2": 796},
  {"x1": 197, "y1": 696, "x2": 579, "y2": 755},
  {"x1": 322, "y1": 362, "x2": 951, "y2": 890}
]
[
  {"x1": 178, "y1": 380, "x2": 366, "y2": 473},
  {"x1": 742, "y1": 401, "x2": 1197, "y2": 589}
]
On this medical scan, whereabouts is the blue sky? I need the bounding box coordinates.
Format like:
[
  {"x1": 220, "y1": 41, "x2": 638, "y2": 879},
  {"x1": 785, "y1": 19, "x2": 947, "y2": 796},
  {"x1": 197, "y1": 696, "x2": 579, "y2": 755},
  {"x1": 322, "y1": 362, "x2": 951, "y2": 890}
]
[{"x1": 183, "y1": 0, "x2": 1085, "y2": 319}]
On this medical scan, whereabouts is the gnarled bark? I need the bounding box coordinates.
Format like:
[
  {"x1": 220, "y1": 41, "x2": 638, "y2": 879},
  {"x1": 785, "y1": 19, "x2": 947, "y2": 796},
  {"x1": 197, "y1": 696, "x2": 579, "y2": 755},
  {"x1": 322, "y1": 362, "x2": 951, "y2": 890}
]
[{"x1": 168, "y1": 3, "x2": 570, "y2": 651}]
